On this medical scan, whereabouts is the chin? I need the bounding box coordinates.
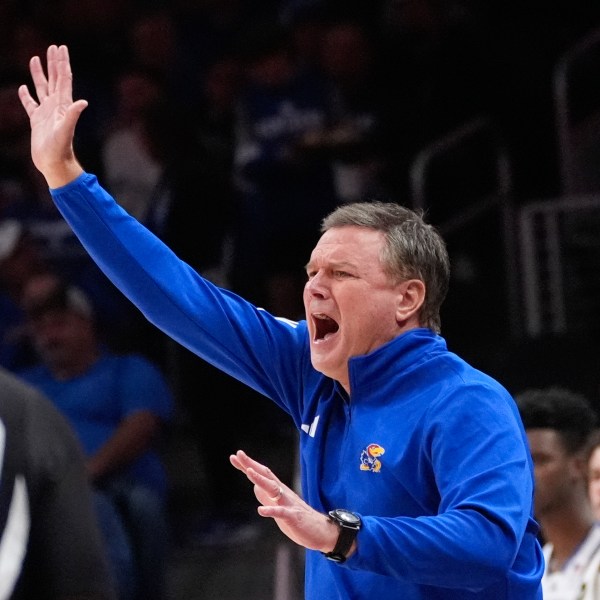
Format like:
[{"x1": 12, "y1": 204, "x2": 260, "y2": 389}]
[{"x1": 310, "y1": 355, "x2": 340, "y2": 380}]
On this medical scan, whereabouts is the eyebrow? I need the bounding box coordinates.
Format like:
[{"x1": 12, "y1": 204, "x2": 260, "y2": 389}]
[{"x1": 305, "y1": 260, "x2": 357, "y2": 272}]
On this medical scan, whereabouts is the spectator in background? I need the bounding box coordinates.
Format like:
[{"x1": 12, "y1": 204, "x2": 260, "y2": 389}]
[
  {"x1": 0, "y1": 215, "x2": 145, "y2": 363},
  {"x1": 171, "y1": 0, "x2": 278, "y2": 87},
  {"x1": 125, "y1": 6, "x2": 186, "y2": 108},
  {"x1": 101, "y1": 65, "x2": 166, "y2": 224},
  {"x1": 18, "y1": 273, "x2": 174, "y2": 600},
  {"x1": 313, "y1": 17, "x2": 397, "y2": 204},
  {"x1": 283, "y1": 4, "x2": 329, "y2": 78},
  {"x1": 0, "y1": 68, "x2": 142, "y2": 357},
  {"x1": 231, "y1": 20, "x2": 339, "y2": 319},
  {"x1": 100, "y1": 57, "x2": 233, "y2": 364},
  {"x1": 100, "y1": 46, "x2": 237, "y2": 292},
  {"x1": 0, "y1": 365, "x2": 117, "y2": 600},
  {"x1": 39, "y1": 0, "x2": 136, "y2": 177},
  {"x1": 516, "y1": 386, "x2": 600, "y2": 599},
  {"x1": 0, "y1": 72, "x2": 41, "y2": 220},
  {"x1": 588, "y1": 429, "x2": 600, "y2": 520},
  {"x1": 145, "y1": 56, "x2": 237, "y2": 283},
  {"x1": 0, "y1": 219, "x2": 49, "y2": 370}
]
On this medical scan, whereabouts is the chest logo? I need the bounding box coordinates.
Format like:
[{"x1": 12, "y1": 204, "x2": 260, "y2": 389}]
[{"x1": 360, "y1": 443, "x2": 385, "y2": 473}]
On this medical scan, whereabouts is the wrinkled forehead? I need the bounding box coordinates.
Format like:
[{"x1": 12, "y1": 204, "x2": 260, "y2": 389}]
[
  {"x1": 314, "y1": 226, "x2": 385, "y2": 255},
  {"x1": 307, "y1": 228, "x2": 388, "y2": 278}
]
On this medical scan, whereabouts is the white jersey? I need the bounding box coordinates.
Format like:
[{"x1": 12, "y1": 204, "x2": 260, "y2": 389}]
[{"x1": 543, "y1": 524, "x2": 600, "y2": 600}]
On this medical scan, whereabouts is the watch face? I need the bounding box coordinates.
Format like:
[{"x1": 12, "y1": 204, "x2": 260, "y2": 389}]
[{"x1": 335, "y1": 509, "x2": 361, "y2": 526}]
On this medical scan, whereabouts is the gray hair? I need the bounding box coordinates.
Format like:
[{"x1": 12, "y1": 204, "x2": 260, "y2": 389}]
[{"x1": 321, "y1": 201, "x2": 450, "y2": 333}]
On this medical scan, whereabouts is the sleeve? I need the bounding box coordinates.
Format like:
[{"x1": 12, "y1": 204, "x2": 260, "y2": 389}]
[{"x1": 17, "y1": 390, "x2": 117, "y2": 600}]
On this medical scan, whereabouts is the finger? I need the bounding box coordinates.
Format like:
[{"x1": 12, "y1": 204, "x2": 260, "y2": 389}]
[
  {"x1": 229, "y1": 451, "x2": 260, "y2": 476},
  {"x1": 257, "y1": 505, "x2": 289, "y2": 518},
  {"x1": 230, "y1": 449, "x2": 262, "y2": 473},
  {"x1": 64, "y1": 99, "x2": 89, "y2": 131},
  {"x1": 29, "y1": 55, "x2": 49, "y2": 102},
  {"x1": 18, "y1": 85, "x2": 39, "y2": 118},
  {"x1": 229, "y1": 453, "x2": 245, "y2": 472},
  {"x1": 56, "y1": 45, "x2": 75, "y2": 105},
  {"x1": 268, "y1": 484, "x2": 283, "y2": 503},
  {"x1": 246, "y1": 467, "x2": 286, "y2": 504},
  {"x1": 234, "y1": 450, "x2": 274, "y2": 478},
  {"x1": 46, "y1": 45, "x2": 59, "y2": 95},
  {"x1": 230, "y1": 451, "x2": 286, "y2": 502}
]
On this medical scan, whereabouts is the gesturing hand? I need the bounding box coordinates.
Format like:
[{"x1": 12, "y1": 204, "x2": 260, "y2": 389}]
[
  {"x1": 230, "y1": 450, "x2": 339, "y2": 554},
  {"x1": 18, "y1": 44, "x2": 87, "y2": 188}
]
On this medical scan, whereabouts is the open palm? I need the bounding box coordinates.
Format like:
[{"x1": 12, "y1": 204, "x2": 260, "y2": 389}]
[{"x1": 18, "y1": 44, "x2": 87, "y2": 183}]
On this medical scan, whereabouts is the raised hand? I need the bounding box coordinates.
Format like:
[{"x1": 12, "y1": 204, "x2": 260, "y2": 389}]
[
  {"x1": 18, "y1": 44, "x2": 88, "y2": 188},
  {"x1": 230, "y1": 449, "x2": 340, "y2": 554}
]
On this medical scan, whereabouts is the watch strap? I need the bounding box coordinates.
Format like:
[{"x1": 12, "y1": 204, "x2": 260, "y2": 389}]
[{"x1": 323, "y1": 509, "x2": 361, "y2": 563}]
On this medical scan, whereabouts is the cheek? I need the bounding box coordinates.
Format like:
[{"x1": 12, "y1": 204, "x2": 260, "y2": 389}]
[
  {"x1": 362, "y1": 301, "x2": 399, "y2": 335},
  {"x1": 534, "y1": 464, "x2": 559, "y2": 486}
]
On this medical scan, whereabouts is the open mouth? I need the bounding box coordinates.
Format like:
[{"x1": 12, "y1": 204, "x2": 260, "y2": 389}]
[{"x1": 312, "y1": 313, "x2": 339, "y2": 341}]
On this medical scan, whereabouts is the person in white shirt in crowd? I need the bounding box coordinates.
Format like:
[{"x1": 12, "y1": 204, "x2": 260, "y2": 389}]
[{"x1": 516, "y1": 386, "x2": 600, "y2": 600}]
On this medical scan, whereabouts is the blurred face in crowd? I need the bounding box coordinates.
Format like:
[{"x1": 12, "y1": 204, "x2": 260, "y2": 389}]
[
  {"x1": 28, "y1": 308, "x2": 97, "y2": 378},
  {"x1": 319, "y1": 22, "x2": 372, "y2": 86},
  {"x1": 588, "y1": 445, "x2": 600, "y2": 518},
  {"x1": 23, "y1": 275, "x2": 99, "y2": 379},
  {"x1": 527, "y1": 428, "x2": 585, "y2": 518},
  {"x1": 248, "y1": 50, "x2": 294, "y2": 89},
  {"x1": 0, "y1": 235, "x2": 46, "y2": 294}
]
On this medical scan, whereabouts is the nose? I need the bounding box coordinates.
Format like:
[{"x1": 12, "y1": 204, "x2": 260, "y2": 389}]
[{"x1": 305, "y1": 271, "x2": 329, "y2": 298}]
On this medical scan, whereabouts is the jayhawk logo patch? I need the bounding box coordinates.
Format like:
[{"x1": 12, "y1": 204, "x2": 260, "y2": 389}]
[{"x1": 360, "y1": 443, "x2": 385, "y2": 472}]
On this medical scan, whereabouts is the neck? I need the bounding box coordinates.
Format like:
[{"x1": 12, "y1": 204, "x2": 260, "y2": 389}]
[{"x1": 540, "y1": 502, "x2": 597, "y2": 570}]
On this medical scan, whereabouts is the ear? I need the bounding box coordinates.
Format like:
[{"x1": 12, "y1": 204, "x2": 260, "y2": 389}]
[{"x1": 395, "y1": 279, "x2": 426, "y2": 324}]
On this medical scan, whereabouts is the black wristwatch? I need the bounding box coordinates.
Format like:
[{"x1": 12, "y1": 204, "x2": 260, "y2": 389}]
[{"x1": 322, "y1": 509, "x2": 362, "y2": 563}]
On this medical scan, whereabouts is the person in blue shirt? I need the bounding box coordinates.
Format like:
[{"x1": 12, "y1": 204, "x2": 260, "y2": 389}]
[
  {"x1": 17, "y1": 271, "x2": 174, "y2": 600},
  {"x1": 18, "y1": 44, "x2": 544, "y2": 599}
]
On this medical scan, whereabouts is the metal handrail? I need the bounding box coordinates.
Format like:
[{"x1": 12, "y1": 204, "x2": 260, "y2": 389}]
[
  {"x1": 518, "y1": 193, "x2": 600, "y2": 336},
  {"x1": 409, "y1": 115, "x2": 513, "y2": 216},
  {"x1": 408, "y1": 116, "x2": 520, "y2": 338}
]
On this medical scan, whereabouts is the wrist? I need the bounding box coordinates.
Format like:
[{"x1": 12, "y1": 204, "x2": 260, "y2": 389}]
[
  {"x1": 43, "y1": 159, "x2": 84, "y2": 189},
  {"x1": 322, "y1": 514, "x2": 341, "y2": 553}
]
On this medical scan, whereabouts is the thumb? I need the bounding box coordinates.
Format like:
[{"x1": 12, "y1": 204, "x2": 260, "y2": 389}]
[{"x1": 64, "y1": 99, "x2": 88, "y2": 129}]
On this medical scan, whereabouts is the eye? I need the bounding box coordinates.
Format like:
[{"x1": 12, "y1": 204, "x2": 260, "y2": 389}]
[{"x1": 333, "y1": 270, "x2": 352, "y2": 279}]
